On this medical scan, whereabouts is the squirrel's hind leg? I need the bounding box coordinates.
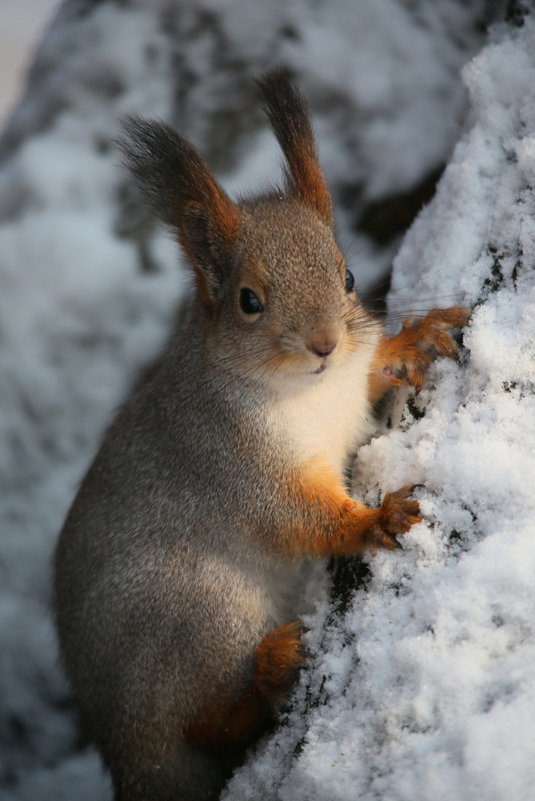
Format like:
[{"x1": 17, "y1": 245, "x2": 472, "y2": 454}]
[{"x1": 186, "y1": 621, "x2": 306, "y2": 752}]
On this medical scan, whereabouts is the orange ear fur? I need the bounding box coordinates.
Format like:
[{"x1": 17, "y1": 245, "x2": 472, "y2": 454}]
[{"x1": 256, "y1": 68, "x2": 333, "y2": 227}]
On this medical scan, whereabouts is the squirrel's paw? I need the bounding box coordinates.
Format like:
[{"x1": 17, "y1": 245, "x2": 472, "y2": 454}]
[
  {"x1": 368, "y1": 485, "x2": 422, "y2": 550},
  {"x1": 257, "y1": 621, "x2": 307, "y2": 701},
  {"x1": 382, "y1": 306, "x2": 471, "y2": 392}
]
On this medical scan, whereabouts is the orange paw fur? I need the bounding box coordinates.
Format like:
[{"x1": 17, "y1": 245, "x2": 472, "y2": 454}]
[
  {"x1": 370, "y1": 306, "x2": 471, "y2": 400},
  {"x1": 257, "y1": 621, "x2": 307, "y2": 699},
  {"x1": 366, "y1": 485, "x2": 422, "y2": 550}
]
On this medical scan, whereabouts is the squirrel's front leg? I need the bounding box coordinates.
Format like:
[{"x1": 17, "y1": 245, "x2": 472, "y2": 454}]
[
  {"x1": 274, "y1": 459, "x2": 421, "y2": 558},
  {"x1": 368, "y1": 305, "x2": 471, "y2": 405}
]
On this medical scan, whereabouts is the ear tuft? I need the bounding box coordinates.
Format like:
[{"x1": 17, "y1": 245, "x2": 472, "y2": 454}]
[
  {"x1": 256, "y1": 68, "x2": 333, "y2": 227},
  {"x1": 119, "y1": 116, "x2": 240, "y2": 305}
]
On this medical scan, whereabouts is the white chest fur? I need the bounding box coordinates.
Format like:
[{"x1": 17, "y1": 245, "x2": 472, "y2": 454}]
[{"x1": 269, "y1": 339, "x2": 378, "y2": 474}]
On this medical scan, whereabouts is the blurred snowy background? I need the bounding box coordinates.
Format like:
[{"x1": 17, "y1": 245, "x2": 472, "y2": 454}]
[
  {"x1": 0, "y1": 1, "x2": 59, "y2": 125},
  {"x1": 1, "y1": 1, "x2": 535, "y2": 799}
]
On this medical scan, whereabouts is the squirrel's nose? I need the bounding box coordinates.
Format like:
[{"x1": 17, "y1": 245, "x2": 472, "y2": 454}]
[{"x1": 307, "y1": 339, "x2": 337, "y2": 358}]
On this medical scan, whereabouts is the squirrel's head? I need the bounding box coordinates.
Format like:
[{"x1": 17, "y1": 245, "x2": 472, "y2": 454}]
[{"x1": 120, "y1": 69, "x2": 373, "y2": 386}]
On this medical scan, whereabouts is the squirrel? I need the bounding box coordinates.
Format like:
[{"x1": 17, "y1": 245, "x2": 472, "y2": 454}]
[{"x1": 53, "y1": 68, "x2": 470, "y2": 801}]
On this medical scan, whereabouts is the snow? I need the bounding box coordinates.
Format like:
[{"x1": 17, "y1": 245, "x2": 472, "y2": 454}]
[{"x1": 2, "y1": 1, "x2": 535, "y2": 799}]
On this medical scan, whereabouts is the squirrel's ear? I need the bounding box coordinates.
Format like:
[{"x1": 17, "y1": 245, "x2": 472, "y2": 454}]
[
  {"x1": 256, "y1": 69, "x2": 333, "y2": 228},
  {"x1": 119, "y1": 117, "x2": 240, "y2": 307}
]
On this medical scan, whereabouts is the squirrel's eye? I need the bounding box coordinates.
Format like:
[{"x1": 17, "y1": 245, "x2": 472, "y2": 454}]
[
  {"x1": 345, "y1": 268, "x2": 355, "y2": 293},
  {"x1": 239, "y1": 288, "x2": 264, "y2": 315}
]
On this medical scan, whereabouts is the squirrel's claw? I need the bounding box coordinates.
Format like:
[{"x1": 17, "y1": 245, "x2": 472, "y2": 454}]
[{"x1": 367, "y1": 485, "x2": 422, "y2": 551}]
